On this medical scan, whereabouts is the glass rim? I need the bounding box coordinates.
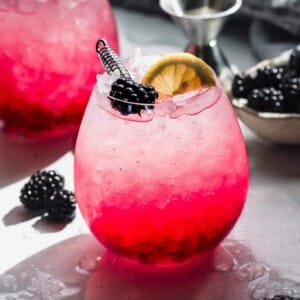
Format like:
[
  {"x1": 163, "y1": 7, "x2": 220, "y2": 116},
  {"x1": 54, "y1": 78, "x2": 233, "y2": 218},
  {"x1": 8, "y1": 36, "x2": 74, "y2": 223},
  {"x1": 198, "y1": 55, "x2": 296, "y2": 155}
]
[
  {"x1": 107, "y1": 95, "x2": 155, "y2": 107},
  {"x1": 97, "y1": 85, "x2": 222, "y2": 120},
  {"x1": 106, "y1": 87, "x2": 216, "y2": 107}
]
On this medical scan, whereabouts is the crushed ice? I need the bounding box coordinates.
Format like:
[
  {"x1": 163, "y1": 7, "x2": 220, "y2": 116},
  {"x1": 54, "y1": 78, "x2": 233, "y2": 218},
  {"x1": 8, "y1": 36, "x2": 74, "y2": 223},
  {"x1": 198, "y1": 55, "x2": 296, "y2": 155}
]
[
  {"x1": 236, "y1": 262, "x2": 267, "y2": 282},
  {"x1": 0, "y1": 266, "x2": 81, "y2": 300},
  {"x1": 96, "y1": 49, "x2": 159, "y2": 95},
  {"x1": 75, "y1": 253, "x2": 101, "y2": 275}
]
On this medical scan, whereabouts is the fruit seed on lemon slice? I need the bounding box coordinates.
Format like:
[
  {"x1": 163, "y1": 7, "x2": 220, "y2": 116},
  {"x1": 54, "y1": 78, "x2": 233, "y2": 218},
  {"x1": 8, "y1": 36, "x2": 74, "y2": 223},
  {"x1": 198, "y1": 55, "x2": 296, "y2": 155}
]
[{"x1": 141, "y1": 53, "x2": 216, "y2": 101}]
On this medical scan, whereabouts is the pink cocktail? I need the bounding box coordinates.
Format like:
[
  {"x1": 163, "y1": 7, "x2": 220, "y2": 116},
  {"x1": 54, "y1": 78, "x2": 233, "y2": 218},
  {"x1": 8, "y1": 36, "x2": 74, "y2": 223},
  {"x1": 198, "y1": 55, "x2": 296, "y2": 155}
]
[
  {"x1": 74, "y1": 54, "x2": 248, "y2": 267},
  {"x1": 0, "y1": 0, "x2": 118, "y2": 137}
]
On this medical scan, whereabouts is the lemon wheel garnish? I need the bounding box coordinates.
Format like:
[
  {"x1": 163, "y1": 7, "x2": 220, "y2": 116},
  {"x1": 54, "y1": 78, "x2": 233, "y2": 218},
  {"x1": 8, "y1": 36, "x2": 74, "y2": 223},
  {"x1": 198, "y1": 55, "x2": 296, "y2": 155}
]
[{"x1": 141, "y1": 53, "x2": 216, "y2": 101}]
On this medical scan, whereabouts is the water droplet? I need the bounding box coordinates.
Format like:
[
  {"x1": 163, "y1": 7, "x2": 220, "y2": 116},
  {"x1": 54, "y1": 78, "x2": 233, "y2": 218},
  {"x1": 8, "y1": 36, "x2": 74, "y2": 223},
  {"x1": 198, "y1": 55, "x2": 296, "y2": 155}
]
[
  {"x1": 27, "y1": 268, "x2": 65, "y2": 299},
  {"x1": 139, "y1": 108, "x2": 154, "y2": 120},
  {"x1": 213, "y1": 248, "x2": 235, "y2": 272},
  {"x1": 283, "y1": 288, "x2": 294, "y2": 297},
  {"x1": 0, "y1": 274, "x2": 17, "y2": 291},
  {"x1": 76, "y1": 253, "x2": 100, "y2": 275},
  {"x1": 292, "y1": 286, "x2": 300, "y2": 297},
  {"x1": 27, "y1": 277, "x2": 38, "y2": 292},
  {"x1": 75, "y1": 266, "x2": 90, "y2": 276},
  {"x1": 251, "y1": 286, "x2": 267, "y2": 299},
  {"x1": 236, "y1": 262, "x2": 266, "y2": 282}
]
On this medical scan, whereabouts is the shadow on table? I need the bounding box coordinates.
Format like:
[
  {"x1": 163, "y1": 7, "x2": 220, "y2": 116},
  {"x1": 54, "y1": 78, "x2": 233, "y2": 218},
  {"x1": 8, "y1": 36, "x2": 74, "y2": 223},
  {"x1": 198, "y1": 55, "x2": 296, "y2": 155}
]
[
  {"x1": 0, "y1": 234, "x2": 272, "y2": 300},
  {"x1": 0, "y1": 131, "x2": 76, "y2": 188},
  {"x1": 2, "y1": 204, "x2": 69, "y2": 232},
  {"x1": 2, "y1": 205, "x2": 42, "y2": 226}
]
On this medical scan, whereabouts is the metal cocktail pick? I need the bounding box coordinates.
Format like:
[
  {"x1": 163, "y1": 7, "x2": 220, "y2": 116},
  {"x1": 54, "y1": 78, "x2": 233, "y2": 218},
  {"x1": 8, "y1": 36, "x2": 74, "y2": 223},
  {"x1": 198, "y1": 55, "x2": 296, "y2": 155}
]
[
  {"x1": 159, "y1": 0, "x2": 242, "y2": 80},
  {"x1": 96, "y1": 39, "x2": 131, "y2": 79},
  {"x1": 95, "y1": 39, "x2": 156, "y2": 115}
]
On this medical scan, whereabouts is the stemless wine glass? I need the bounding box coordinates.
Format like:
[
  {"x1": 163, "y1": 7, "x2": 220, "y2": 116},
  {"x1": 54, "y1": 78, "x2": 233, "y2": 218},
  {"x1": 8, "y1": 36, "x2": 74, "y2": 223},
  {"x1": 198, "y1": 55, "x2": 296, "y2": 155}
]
[
  {"x1": 0, "y1": 0, "x2": 118, "y2": 137},
  {"x1": 74, "y1": 50, "x2": 249, "y2": 268}
]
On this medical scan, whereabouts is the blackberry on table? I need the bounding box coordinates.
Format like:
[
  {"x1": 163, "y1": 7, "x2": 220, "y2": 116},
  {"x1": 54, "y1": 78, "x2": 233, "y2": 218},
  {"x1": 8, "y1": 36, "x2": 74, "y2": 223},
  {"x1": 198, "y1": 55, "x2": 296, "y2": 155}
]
[
  {"x1": 109, "y1": 77, "x2": 158, "y2": 115},
  {"x1": 44, "y1": 190, "x2": 76, "y2": 222},
  {"x1": 288, "y1": 47, "x2": 300, "y2": 77},
  {"x1": 20, "y1": 170, "x2": 64, "y2": 210},
  {"x1": 247, "y1": 88, "x2": 285, "y2": 113},
  {"x1": 255, "y1": 66, "x2": 286, "y2": 88},
  {"x1": 231, "y1": 73, "x2": 254, "y2": 98},
  {"x1": 264, "y1": 296, "x2": 300, "y2": 300}
]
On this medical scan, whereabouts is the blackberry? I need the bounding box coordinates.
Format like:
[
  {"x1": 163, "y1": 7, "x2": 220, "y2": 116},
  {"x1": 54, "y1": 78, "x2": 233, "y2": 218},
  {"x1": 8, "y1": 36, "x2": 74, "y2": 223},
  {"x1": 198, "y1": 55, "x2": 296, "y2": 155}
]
[
  {"x1": 264, "y1": 296, "x2": 300, "y2": 300},
  {"x1": 288, "y1": 47, "x2": 300, "y2": 77},
  {"x1": 255, "y1": 66, "x2": 286, "y2": 88},
  {"x1": 280, "y1": 77, "x2": 300, "y2": 113},
  {"x1": 231, "y1": 73, "x2": 254, "y2": 98},
  {"x1": 20, "y1": 170, "x2": 64, "y2": 210},
  {"x1": 247, "y1": 88, "x2": 285, "y2": 113},
  {"x1": 109, "y1": 77, "x2": 158, "y2": 115},
  {"x1": 44, "y1": 190, "x2": 76, "y2": 222}
]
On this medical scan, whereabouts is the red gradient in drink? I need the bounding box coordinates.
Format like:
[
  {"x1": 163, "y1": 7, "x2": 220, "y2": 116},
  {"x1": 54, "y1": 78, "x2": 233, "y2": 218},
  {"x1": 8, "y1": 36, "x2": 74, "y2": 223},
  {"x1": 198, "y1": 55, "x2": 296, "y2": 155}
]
[
  {"x1": 90, "y1": 182, "x2": 247, "y2": 265},
  {"x1": 74, "y1": 57, "x2": 248, "y2": 267}
]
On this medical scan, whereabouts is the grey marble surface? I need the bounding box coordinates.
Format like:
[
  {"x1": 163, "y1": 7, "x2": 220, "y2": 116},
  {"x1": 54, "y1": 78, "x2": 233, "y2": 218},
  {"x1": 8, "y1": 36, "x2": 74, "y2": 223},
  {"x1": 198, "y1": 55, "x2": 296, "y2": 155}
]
[{"x1": 0, "y1": 8, "x2": 299, "y2": 300}]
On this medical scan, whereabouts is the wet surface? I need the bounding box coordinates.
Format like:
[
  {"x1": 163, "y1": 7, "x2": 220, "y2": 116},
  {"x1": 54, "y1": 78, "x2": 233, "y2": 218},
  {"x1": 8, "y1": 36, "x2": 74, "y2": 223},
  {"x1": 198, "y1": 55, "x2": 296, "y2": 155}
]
[{"x1": 0, "y1": 232, "x2": 299, "y2": 300}]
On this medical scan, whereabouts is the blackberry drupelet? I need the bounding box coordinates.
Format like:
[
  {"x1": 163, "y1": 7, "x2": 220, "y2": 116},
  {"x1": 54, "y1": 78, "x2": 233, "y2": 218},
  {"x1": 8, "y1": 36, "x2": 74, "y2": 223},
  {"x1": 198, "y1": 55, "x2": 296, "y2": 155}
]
[
  {"x1": 109, "y1": 77, "x2": 158, "y2": 115},
  {"x1": 280, "y1": 77, "x2": 300, "y2": 113},
  {"x1": 231, "y1": 73, "x2": 254, "y2": 98},
  {"x1": 255, "y1": 66, "x2": 286, "y2": 88},
  {"x1": 44, "y1": 190, "x2": 76, "y2": 222},
  {"x1": 247, "y1": 88, "x2": 285, "y2": 113},
  {"x1": 20, "y1": 170, "x2": 64, "y2": 210},
  {"x1": 288, "y1": 47, "x2": 300, "y2": 77},
  {"x1": 264, "y1": 296, "x2": 300, "y2": 300}
]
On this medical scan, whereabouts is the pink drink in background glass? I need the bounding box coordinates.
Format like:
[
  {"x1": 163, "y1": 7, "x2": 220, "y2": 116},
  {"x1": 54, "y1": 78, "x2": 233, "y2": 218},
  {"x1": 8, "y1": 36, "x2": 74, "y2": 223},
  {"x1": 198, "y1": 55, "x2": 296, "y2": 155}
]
[
  {"x1": 74, "y1": 54, "x2": 249, "y2": 267},
  {"x1": 0, "y1": 0, "x2": 118, "y2": 137}
]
